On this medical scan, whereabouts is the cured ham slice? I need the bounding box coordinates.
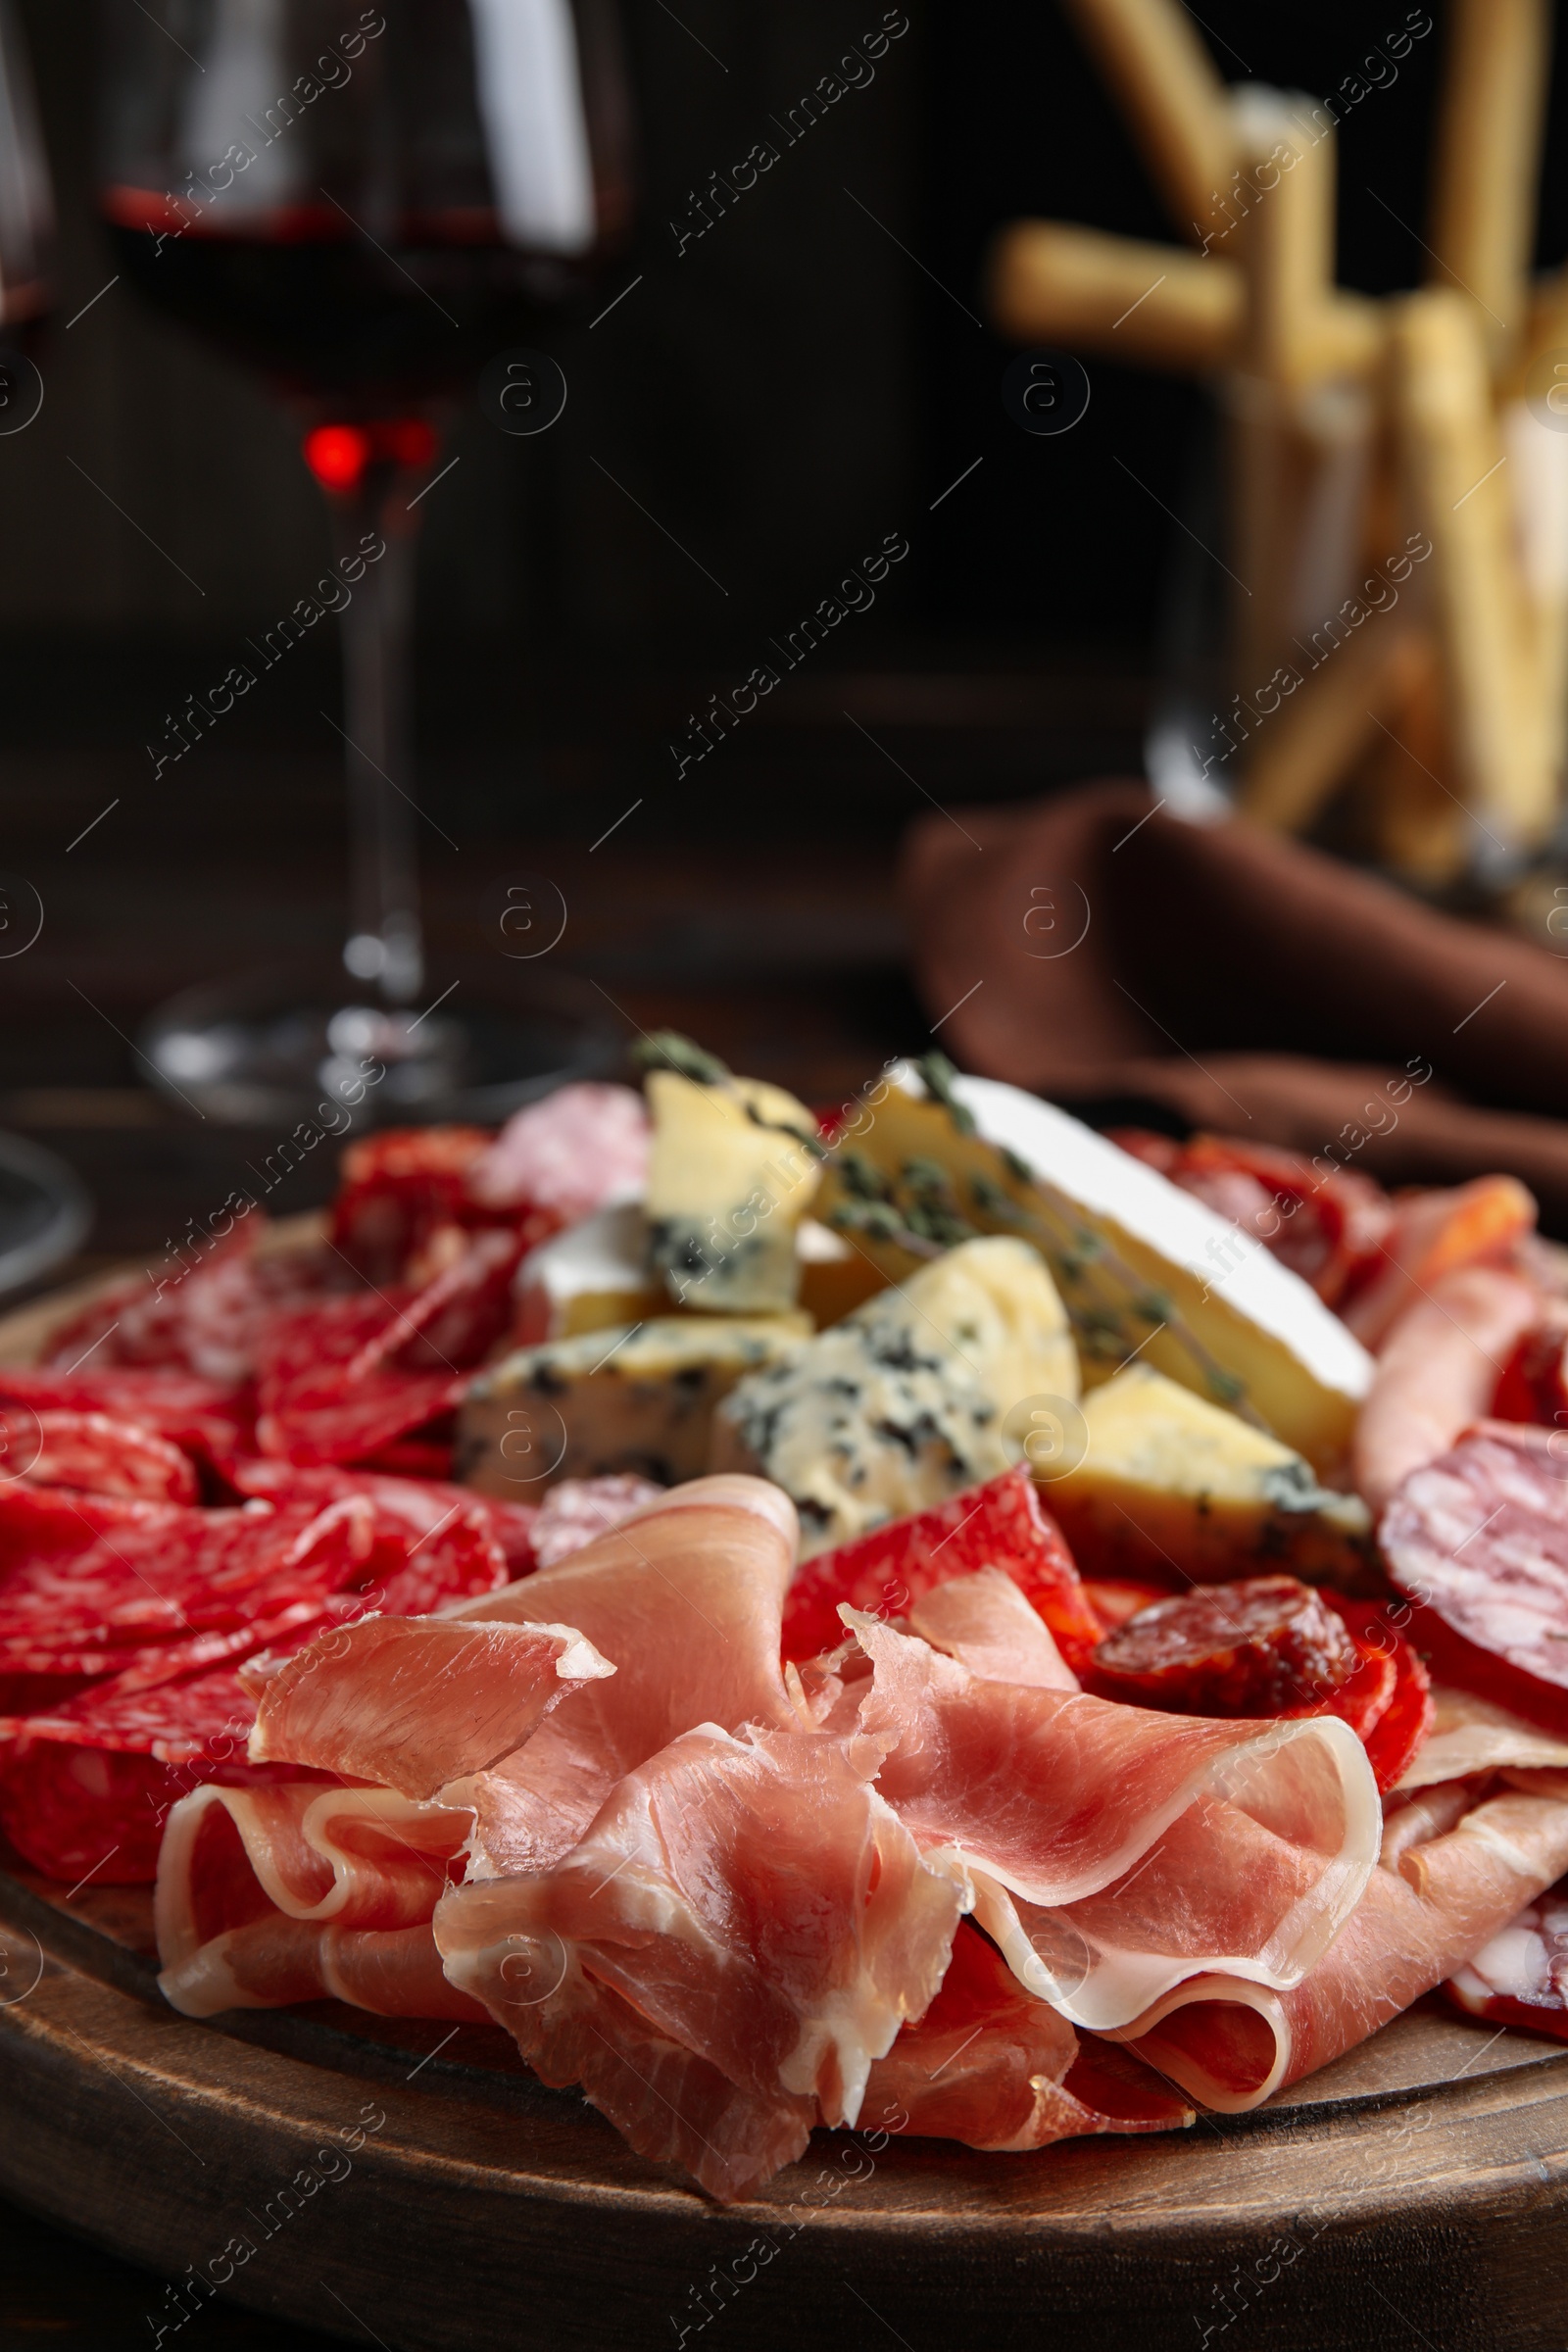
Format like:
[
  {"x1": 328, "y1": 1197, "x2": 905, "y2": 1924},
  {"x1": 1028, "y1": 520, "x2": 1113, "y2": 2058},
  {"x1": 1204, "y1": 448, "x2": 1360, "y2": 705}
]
[
  {"x1": 1393, "y1": 1685, "x2": 1568, "y2": 1790},
  {"x1": 860, "y1": 1922, "x2": 1192, "y2": 2150},
  {"x1": 443, "y1": 1475, "x2": 801, "y2": 1876},
  {"x1": 435, "y1": 1719, "x2": 968, "y2": 2201},
  {"x1": 905, "y1": 1569, "x2": 1078, "y2": 1690},
  {"x1": 245, "y1": 1615, "x2": 613, "y2": 1800},
  {"x1": 1352, "y1": 1268, "x2": 1541, "y2": 1512},
  {"x1": 1113, "y1": 1786, "x2": 1568, "y2": 2108},
  {"x1": 849, "y1": 1612, "x2": 1380, "y2": 2030},
  {"x1": 156, "y1": 1779, "x2": 477, "y2": 2018}
]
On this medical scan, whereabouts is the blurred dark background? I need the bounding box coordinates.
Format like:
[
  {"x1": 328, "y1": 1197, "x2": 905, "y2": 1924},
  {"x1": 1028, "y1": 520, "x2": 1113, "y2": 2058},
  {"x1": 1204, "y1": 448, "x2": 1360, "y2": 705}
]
[{"x1": 0, "y1": 0, "x2": 1566, "y2": 1206}]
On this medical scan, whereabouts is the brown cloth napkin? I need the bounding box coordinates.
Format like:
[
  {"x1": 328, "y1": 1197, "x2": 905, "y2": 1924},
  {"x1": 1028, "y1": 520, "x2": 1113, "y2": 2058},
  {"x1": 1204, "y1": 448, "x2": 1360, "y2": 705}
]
[{"x1": 900, "y1": 780, "x2": 1568, "y2": 1230}]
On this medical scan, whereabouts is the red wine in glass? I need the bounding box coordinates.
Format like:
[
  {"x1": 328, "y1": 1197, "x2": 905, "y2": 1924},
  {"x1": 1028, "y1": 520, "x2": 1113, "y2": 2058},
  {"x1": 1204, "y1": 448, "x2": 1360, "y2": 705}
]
[{"x1": 99, "y1": 1, "x2": 633, "y2": 1121}]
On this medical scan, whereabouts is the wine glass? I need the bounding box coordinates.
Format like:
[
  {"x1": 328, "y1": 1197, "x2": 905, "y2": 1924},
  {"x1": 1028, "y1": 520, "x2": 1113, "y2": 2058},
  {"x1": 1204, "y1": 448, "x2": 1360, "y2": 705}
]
[{"x1": 97, "y1": 0, "x2": 634, "y2": 1122}]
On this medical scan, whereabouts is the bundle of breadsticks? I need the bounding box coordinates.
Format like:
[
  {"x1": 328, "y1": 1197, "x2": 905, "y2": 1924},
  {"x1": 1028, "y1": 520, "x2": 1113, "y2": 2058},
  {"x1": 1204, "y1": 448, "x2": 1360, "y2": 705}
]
[{"x1": 991, "y1": 0, "x2": 1568, "y2": 888}]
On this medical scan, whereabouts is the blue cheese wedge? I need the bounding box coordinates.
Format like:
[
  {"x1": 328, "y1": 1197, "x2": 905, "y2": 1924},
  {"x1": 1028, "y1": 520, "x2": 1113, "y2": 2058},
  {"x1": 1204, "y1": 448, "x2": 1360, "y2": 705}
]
[
  {"x1": 814, "y1": 1060, "x2": 1371, "y2": 1474},
  {"x1": 1048, "y1": 1362, "x2": 1373, "y2": 1589},
  {"x1": 645, "y1": 1067, "x2": 821, "y2": 1314},
  {"x1": 459, "y1": 1313, "x2": 809, "y2": 1495},
  {"x1": 710, "y1": 1235, "x2": 1077, "y2": 1556}
]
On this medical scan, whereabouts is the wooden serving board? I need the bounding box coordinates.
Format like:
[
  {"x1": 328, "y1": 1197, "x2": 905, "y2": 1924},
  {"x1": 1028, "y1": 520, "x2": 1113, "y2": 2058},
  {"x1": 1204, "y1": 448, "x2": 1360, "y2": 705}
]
[{"x1": 5, "y1": 1257, "x2": 1568, "y2": 2350}]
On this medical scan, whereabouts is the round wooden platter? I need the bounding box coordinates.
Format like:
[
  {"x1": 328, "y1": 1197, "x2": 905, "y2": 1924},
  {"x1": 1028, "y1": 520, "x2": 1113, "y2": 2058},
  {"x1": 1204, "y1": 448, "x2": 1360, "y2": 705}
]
[{"x1": 6, "y1": 1257, "x2": 1568, "y2": 2348}]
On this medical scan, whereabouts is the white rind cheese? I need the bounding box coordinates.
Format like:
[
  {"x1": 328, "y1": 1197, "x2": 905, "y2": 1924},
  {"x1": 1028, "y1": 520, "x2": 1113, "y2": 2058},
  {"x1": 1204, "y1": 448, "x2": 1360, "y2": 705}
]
[
  {"x1": 710, "y1": 1235, "x2": 1077, "y2": 1556},
  {"x1": 815, "y1": 1063, "x2": 1370, "y2": 1475},
  {"x1": 459, "y1": 1313, "x2": 809, "y2": 1495},
  {"x1": 514, "y1": 1203, "x2": 666, "y2": 1345}
]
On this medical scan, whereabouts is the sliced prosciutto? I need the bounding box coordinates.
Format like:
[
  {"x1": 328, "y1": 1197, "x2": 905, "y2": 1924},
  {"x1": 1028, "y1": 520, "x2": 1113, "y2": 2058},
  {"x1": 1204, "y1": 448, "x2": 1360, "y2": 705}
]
[
  {"x1": 860, "y1": 1921, "x2": 1192, "y2": 2150},
  {"x1": 1113, "y1": 1785, "x2": 1568, "y2": 2108},
  {"x1": 155, "y1": 1778, "x2": 483, "y2": 2019},
  {"x1": 847, "y1": 1611, "x2": 1380, "y2": 2031},
  {"x1": 245, "y1": 1615, "x2": 614, "y2": 1800},
  {"x1": 906, "y1": 1569, "x2": 1078, "y2": 1691},
  {"x1": 443, "y1": 1475, "x2": 802, "y2": 1876},
  {"x1": 435, "y1": 1718, "x2": 969, "y2": 2201}
]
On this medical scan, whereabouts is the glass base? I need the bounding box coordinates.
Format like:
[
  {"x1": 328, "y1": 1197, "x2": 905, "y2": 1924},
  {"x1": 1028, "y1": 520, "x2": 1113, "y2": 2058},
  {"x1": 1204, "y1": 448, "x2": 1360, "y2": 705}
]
[
  {"x1": 139, "y1": 966, "x2": 622, "y2": 1127},
  {"x1": 0, "y1": 1133, "x2": 93, "y2": 1299}
]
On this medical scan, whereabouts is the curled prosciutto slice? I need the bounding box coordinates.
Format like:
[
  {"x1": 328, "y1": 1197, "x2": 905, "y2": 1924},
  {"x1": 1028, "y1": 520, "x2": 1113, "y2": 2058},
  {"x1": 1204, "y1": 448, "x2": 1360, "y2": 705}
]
[
  {"x1": 1113, "y1": 1786, "x2": 1568, "y2": 2108},
  {"x1": 906, "y1": 1569, "x2": 1078, "y2": 1691},
  {"x1": 1353, "y1": 1267, "x2": 1542, "y2": 1513},
  {"x1": 435, "y1": 1719, "x2": 969, "y2": 2201},
  {"x1": 245, "y1": 1614, "x2": 614, "y2": 1801},
  {"x1": 443, "y1": 1475, "x2": 801, "y2": 1876},
  {"x1": 847, "y1": 1611, "x2": 1380, "y2": 2031},
  {"x1": 156, "y1": 1779, "x2": 478, "y2": 2017},
  {"x1": 860, "y1": 1921, "x2": 1193, "y2": 2151}
]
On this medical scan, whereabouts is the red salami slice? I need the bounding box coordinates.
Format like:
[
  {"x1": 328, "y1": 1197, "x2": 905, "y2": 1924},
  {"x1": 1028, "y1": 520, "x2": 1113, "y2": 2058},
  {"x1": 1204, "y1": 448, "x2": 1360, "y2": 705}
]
[
  {"x1": 780, "y1": 1465, "x2": 1105, "y2": 1674},
  {"x1": 1088, "y1": 1577, "x2": 1360, "y2": 1716},
  {"x1": 0, "y1": 1366, "x2": 255, "y2": 1476},
  {"x1": 40, "y1": 1218, "x2": 334, "y2": 1386},
  {"x1": 0, "y1": 1408, "x2": 200, "y2": 1504},
  {"x1": 226, "y1": 1461, "x2": 514, "y2": 1611},
  {"x1": 1382, "y1": 1420, "x2": 1568, "y2": 1737},
  {"x1": 0, "y1": 1481, "x2": 186, "y2": 1571},
  {"x1": 1446, "y1": 1880, "x2": 1568, "y2": 2040},
  {"x1": 330, "y1": 1124, "x2": 498, "y2": 1285},
  {"x1": 0, "y1": 1701, "x2": 327, "y2": 1882}
]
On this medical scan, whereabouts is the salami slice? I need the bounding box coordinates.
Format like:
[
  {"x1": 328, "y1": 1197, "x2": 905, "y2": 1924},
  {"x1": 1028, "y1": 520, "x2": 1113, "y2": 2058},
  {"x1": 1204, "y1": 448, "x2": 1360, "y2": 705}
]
[
  {"x1": 330, "y1": 1124, "x2": 498, "y2": 1285},
  {"x1": 226, "y1": 1461, "x2": 514, "y2": 1611},
  {"x1": 0, "y1": 1481, "x2": 186, "y2": 1570},
  {"x1": 530, "y1": 1475, "x2": 663, "y2": 1570},
  {"x1": 40, "y1": 1217, "x2": 335, "y2": 1386},
  {"x1": 466, "y1": 1083, "x2": 650, "y2": 1222},
  {"x1": 0, "y1": 1366, "x2": 255, "y2": 1477},
  {"x1": 1089, "y1": 1577, "x2": 1359, "y2": 1716},
  {"x1": 1446, "y1": 1880, "x2": 1568, "y2": 2040},
  {"x1": 0, "y1": 1408, "x2": 200, "y2": 1504},
  {"x1": 1381, "y1": 1421, "x2": 1568, "y2": 1737},
  {"x1": 780, "y1": 1465, "x2": 1105, "y2": 1674}
]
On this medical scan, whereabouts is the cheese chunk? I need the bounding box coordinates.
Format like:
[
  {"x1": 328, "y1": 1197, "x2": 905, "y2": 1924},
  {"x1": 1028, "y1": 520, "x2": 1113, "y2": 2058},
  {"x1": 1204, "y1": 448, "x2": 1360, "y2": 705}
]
[
  {"x1": 645, "y1": 1067, "x2": 821, "y2": 1314},
  {"x1": 514, "y1": 1204, "x2": 666, "y2": 1346},
  {"x1": 813, "y1": 1062, "x2": 1371, "y2": 1474},
  {"x1": 1048, "y1": 1362, "x2": 1373, "y2": 1589},
  {"x1": 710, "y1": 1235, "x2": 1077, "y2": 1556},
  {"x1": 459, "y1": 1314, "x2": 809, "y2": 1495}
]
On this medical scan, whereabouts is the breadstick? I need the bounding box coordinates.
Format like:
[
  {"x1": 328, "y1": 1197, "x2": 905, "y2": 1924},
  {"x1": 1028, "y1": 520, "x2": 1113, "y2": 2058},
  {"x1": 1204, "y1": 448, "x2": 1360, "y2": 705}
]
[
  {"x1": 1428, "y1": 0, "x2": 1549, "y2": 368},
  {"x1": 986, "y1": 220, "x2": 1381, "y2": 382},
  {"x1": 1391, "y1": 289, "x2": 1552, "y2": 851},
  {"x1": 1057, "y1": 0, "x2": 1235, "y2": 246},
  {"x1": 1237, "y1": 620, "x2": 1424, "y2": 836}
]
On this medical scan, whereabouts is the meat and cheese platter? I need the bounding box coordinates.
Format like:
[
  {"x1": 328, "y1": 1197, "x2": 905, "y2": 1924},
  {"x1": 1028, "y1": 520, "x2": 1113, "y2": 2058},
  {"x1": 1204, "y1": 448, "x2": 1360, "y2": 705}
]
[{"x1": 7, "y1": 1041, "x2": 1568, "y2": 2349}]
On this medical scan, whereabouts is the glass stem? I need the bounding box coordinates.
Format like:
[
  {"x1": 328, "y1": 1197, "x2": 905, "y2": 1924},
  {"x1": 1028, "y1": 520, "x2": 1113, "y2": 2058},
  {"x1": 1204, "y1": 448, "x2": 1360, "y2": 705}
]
[{"x1": 329, "y1": 469, "x2": 424, "y2": 1006}]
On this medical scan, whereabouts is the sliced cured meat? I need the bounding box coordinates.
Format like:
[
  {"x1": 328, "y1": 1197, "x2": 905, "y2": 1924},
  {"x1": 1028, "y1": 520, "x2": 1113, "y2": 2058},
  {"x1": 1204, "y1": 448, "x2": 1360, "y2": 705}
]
[
  {"x1": 1382, "y1": 1421, "x2": 1568, "y2": 1737},
  {"x1": 1343, "y1": 1175, "x2": 1537, "y2": 1352},
  {"x1": 1493, "y1": 1302, "x2": 1568, "y2": 1428},
  {"x1": 246, "y1": 1615, "x2": 614, "y2": 1800},
  {"x1": 1395, "y1": 1685, "x2": 1568, "y2": 1790},
  {"x1": 0, "y1": 1481, "x2": 185, "y2": 1571},
  {"x1": 443, "y1": 1475, "x2": 801, "y2": 1877},
  {"x1": 1446, "y1": 1879, "x2": 1568, "y2": 2037},
  {"x1": 529, "y1": 1474, "x2": 663, "y2": 1570},
  {"x1": 1380, "y1": 1778, "x2": 1481, "y2": 1871},
  {"x1": 781, "y1": 1466, "x2": 1104, "y2": 1677},
  {"x1": 466, "y1": 1083, "x2": 650, "y2": 1221},
  {"x1": 1336, "y1": 1600, "x2": 1433, "y2": 1792},
  {"x1": 1352, "y1": 1266, "x2": 1542, "y2": 1511},
  {"x1": 0, "y1": 1497, "x2": 373, "y2": 1668},
  {"x1": 435, "y1": 1718, "x2": 968, "y2": 2200},
  {"x1": 156, "y1": 1779, "x2": 476, "y2": 2017},
  {"x1": 1114, "y1": 1787, "x2": 1568, "y2": 2108},
  {"x1": 255, "y1": 1296, "x2": 466, "y2": 1468},
  {"x1": 0, "y1": 1409, "x2": 199, "y2": 1504},
  {"x1": 860, "y1": 1922, "x2": 1192, "y2": 2150},
  {"x1": 225, "y1": 1460, "x2": 515, "y2": 1609},
  {"x1": 0, "y1": 1740, "x2": 321, "y2": 1900},
  {"x1": 330, "y1": 1125, "x2": 498, "y2": 1285},
  {"x1": 0, "y1": 1365, "x2": 254, "y2": 1478},
  {"x1": 1088, "y1": 1577, "x2": 1358, "y2": 1716},
  {"x1": 1110, "y1": 1132, "x2": 1394, "y2": 1309},
  {"x1": 906, "y1": 1569, "x2": 1078, "y2": 1690},
  {"x1": 41, "y1": 1217, "x2": 336, "y2": 1386},
  {"x1": 847, "y1": 1611, "x2": 1380, "y2": 2030},
  {"x1": 11, "y1": 1666, "x2": 260, "y2": 1759},
  {"x1": 1083, "y1": 1578, "x2": 1177, "y2": 1635}
]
